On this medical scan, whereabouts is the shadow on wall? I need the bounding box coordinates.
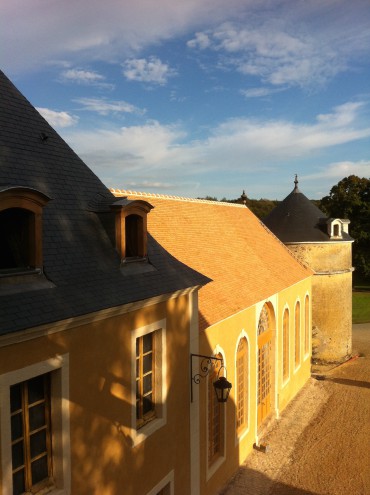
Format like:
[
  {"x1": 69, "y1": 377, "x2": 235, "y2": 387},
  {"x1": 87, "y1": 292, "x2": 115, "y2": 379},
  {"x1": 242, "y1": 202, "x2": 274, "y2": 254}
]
[{"x1": 219, "y1": 466, "x2": 321, "y2": 495}]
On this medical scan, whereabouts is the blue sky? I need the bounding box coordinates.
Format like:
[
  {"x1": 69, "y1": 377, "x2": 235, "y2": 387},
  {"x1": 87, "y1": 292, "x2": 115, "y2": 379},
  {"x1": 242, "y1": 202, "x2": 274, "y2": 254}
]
[{"x1": 1, "y1": 0, "x2": 370, "y2": 200}]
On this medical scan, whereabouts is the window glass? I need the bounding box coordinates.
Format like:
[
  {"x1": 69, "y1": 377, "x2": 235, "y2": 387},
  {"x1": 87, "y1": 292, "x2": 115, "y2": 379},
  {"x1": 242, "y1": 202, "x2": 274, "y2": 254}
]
[{"x1": 10, "y1": 374, "x2": 52, "y2": 494}]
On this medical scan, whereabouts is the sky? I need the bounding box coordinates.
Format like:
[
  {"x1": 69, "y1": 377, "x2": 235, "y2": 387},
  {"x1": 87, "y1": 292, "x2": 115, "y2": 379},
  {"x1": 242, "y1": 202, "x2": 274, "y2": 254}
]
[{"x1": 1, "y1": 0, "x2": 370, "y2": 200}]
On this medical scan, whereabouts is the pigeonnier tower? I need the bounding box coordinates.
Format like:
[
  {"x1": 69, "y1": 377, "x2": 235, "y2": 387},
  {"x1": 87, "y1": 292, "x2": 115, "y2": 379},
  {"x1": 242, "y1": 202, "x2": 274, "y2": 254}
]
[{"x1": 263, "y1": 176, "x2": 354, "y2": 363}]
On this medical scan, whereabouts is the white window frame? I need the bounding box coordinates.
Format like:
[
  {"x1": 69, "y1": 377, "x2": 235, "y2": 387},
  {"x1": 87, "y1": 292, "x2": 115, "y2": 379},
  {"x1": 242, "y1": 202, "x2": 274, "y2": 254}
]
[
  {"x1": 131, "y1": 319, "x2": 167, "y2": 447},
  {"x1": 0, "y1": 354, "x2": 71, "y2": 495},
  {"x1": 206, "y1": 345, "x2": 226, "y2": 481},
  {"x1": 145, "y1": 470, "x2": 174, "y2": 495},
  {"x1": 235, "y1": 331, "x2": 250, "y2": 444}
]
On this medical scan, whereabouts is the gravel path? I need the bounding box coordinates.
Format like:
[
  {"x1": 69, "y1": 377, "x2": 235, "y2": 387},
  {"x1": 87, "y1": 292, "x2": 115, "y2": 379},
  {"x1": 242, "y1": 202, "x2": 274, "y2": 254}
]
[{"x1": 221, "y1": 324, "x2": 370, "y2": 495}]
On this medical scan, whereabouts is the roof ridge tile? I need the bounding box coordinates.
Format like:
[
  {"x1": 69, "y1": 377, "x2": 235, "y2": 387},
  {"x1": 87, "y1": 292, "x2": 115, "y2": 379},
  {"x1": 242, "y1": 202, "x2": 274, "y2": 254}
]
[{"x1": 110, "y1": 188, "x2": 246, "y2": 208}]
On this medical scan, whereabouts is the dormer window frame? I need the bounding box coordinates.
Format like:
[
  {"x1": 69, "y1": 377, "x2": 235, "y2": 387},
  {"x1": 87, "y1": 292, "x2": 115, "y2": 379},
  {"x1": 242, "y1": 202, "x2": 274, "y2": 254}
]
[
  {"x1": 0, "y1": 186, "x2": 51, "y2": 275},
  {"x1": 327, "y1": 218, "x2": 344, "y2": 240},
  {"x1": 111, "y1": 198, "x2": 153, "y2": 264}
]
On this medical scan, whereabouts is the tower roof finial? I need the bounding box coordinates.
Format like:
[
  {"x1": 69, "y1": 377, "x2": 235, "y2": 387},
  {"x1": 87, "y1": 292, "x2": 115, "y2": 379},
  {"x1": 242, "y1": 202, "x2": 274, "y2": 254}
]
[{"x1": 294, "y1": 174, "x2": 299, "y2": 192}]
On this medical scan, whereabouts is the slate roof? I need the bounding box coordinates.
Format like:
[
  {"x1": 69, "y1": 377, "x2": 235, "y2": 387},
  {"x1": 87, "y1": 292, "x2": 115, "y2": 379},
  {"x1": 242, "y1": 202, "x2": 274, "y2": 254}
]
[
  {"x1": 0, "y1": 71, "x2": 209, "y2": 336},
  {"x1": 263, "y1": 182, "x2": 353, "y2": 243},
  {"x1": 112, "y1": 190, "x2": 313, "y2": 331}
]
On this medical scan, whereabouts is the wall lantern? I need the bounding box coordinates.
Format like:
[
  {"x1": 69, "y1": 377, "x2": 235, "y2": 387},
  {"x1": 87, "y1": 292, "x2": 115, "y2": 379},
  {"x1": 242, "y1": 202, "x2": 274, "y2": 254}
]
[{"x1": 190, "y1": 353, "x2": 232, "y2": 403}]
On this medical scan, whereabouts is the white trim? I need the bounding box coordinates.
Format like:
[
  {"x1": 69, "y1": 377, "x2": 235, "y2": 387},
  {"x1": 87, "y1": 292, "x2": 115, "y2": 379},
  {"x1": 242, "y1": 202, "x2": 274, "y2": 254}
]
[
  {"x1": 189, "y1": 291, "x2": 200, "y2": 495},
  {"x1": 285, "y1": 240, "x2": 354, "y2": 245},
  {"x1": 0, "y1": 354, "x2": 71, "y2": 495},
  {"x1": 145, "y1": 470, "x2": 174, "y2": 495},
  {"x1": 0, "y1": 287, "x2": 201, "y2": 348},
  {"x1": 234, "y1": 331, "x2": 251, "y2": 445},
  {"x1": 281, "y1": 303, "x2": 291, "y2": 388},
  {"x1": 130, "y1": 319, "x2": 167, "y2": 447},
  {"x1": 206, "y1": 345, "x2": 227, "y2": 481},
  {"x1": 303, "y1": 292, "x2": 311, "y2": 361},
  {"x1": 293, "y1": 298, "x2": 302, "y2": 374}
]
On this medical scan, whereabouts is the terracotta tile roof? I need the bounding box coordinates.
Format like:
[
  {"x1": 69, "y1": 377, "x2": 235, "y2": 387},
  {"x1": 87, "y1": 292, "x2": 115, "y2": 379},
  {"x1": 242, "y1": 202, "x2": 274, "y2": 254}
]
[{"x1": 112, "y1": 189, "x2": 313, "y2": 330}]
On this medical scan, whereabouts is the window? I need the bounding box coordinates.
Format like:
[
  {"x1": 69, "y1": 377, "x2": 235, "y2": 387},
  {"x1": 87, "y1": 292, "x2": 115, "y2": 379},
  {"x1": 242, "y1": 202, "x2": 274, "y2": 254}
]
[
  {"x1": 136, "y1": 332, "x2": 156, "y2": 428},
  {"x1": 295, "y1": 302, "x2": 301, "y2": 368},
  {"x1": 126, "y1": 214, "x2": 143, "y2": 258},
  {"x1": 236, "y1": 338, "x2": 248, "y2": 434},
  {"x1": 283, "y1": 308, "x2": 289, "y2": 382},
  {"x1": 0, "y1": 187, "x2": 50, "y2": 276},
  {"x1": 0, "y1": 208, "x2": 34, "y2": 272},
  {"x1": 111, "y1": 198, "x2": 153, "y2": 263},
  {"x1": 304, "y1": 295, "x2": 310, "y2": 356},
  {"x1": 10, "y1": 375, "x2": 52, "y2": 495},
  {"x1": 131, "y1": 320, "x2": 166, "y2": 446},
  {"x1": 145, "y1": 470, "x2": 174, "y2": 495},
  {"x1": 0, "y1": 355, "x2": 70, "y2": 495},
  {"x1": 208, "y1": 353, "x2": 224, "y2": 466}
]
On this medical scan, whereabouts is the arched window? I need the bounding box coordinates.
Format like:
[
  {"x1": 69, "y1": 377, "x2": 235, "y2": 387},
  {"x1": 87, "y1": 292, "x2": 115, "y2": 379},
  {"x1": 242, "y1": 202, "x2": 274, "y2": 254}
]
[
  {"x1": 283, "y1": 308, "x2": 289, "y2": 382},
  {"x1": 0, "y1": 208, "x2": 34, "y2": 271},
  {"x1": 125, "y1": 214, "x2": 143, "y2": 258},
  {"x1": 257, "y1": 303, "x2": 273, "y2": 426},
  {"x1": 208, "y1": 353, "x2": 224, "y2": 466},
  {"x1": 111, "y1": 198, "x2": 153, "y2": 263},
  {"x1": 304, "y1": 295, "x2": 310, "y2": 355},
  {"x1": 236, "y1": 338, "x2": 248, "y2": 433},
  {"x1": 295, "y1": 301, "x2": 301, "y2": 367},
  {"x1": 0, "y1": 186, "x2": 50, "y2": 275}
]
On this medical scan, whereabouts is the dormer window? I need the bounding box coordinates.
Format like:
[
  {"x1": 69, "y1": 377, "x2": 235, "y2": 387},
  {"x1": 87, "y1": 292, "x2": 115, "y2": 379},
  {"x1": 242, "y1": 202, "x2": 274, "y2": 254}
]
[
  {"x1": 0, "y1": 186, "x2": 51, "y2": 276},
  {"x1": 111, "y1": 198, "x2": 153, "y2": 263},
  {"x1": 327, "y1": 218, "x2": 345, "y2": 240}
]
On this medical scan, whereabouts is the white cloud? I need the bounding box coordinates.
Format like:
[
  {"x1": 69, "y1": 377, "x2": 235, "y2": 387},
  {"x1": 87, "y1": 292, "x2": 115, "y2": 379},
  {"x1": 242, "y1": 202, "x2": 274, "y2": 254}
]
[
  {"x1": 61, "y1": 69, "x2": 105, "y2": 83},
  {"x1": 60, "y1": 101, "x2": 370, "y2": 186},
  {"x1": 241, "y1": 87, "x2": 286, "y2": 98},
  {"x1": 303, "y1": 160, "x2": 370, "y2": 182},
  {"x1": 59, "y1": 69, "x2": 114, "y2": 89},
  {"x1": 0, "y1": 0, "x2": 252, "y2": 73},
  {"x1": 74, "y1": 97, "x2": 145, "y2": 116},
  {"x1": 37, "y1": 107, "x2": 79, "y2": 128},
  {"x1": 189, "y1": 21, "x2": 344, "y2": 88},
  {"x1": 122, "y1": 57, "x2": 177, "y2": 85},
  {"x1": 187, "y1": 32, "x2": 211, "y2": 50}
]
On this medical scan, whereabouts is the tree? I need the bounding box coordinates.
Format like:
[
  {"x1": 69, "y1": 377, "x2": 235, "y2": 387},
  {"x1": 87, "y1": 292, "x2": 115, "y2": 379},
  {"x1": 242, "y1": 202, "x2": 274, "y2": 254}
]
[{"x1": 320, "y1": 175, "x2": 370, "y2": 281}]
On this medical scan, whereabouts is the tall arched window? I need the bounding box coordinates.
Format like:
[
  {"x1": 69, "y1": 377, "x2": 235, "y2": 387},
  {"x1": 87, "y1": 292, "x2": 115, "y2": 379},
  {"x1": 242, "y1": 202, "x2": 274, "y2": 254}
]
[
  {"x1": 295, "y1": 301, "x2": 301, "y2": 367},
  {"x1": 208, "y1": 353, "x2": 224, "y2": 466},
  {"x1": 283, "y1": 308, "x2": 289, "y2": 382},
  {"x1": 236, "y1": 338, "x2": 248, "y2": 433},
  {"x1": 304, "y1": 295, "x2": 310, "y2": 355}
]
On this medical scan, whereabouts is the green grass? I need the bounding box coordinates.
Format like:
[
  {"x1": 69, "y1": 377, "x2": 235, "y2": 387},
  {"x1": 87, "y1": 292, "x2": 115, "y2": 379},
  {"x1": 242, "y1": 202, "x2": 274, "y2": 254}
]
[{"x1": 353, "y1": 291, "x2": 370, "y2": 324}]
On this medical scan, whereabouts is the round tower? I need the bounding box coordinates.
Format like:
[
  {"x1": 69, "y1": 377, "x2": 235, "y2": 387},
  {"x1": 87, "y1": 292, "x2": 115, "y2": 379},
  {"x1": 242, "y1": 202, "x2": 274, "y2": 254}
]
[{"x1": 263, "y1": 176, "x2": 353, "y2": 363}]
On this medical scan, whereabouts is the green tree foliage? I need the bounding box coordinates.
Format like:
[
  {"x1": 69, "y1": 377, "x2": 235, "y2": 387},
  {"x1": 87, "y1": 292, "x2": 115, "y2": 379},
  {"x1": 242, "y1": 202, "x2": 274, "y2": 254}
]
[{"x1": 320, "y1": 175, "x2": 370, "y2": 281}]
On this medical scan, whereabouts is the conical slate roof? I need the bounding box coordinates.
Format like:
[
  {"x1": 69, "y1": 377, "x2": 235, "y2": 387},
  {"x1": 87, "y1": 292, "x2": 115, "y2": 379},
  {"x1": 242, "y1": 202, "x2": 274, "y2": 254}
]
[{"x1": 263, "y1": 179, "x2": 352, "y2": 243}]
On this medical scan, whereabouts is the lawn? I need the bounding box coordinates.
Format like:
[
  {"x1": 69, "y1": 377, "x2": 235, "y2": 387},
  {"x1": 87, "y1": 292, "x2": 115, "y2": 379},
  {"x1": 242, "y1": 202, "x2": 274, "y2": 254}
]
[{"x1": 353, "y1": 291, "x2": 370, "y2": 324}]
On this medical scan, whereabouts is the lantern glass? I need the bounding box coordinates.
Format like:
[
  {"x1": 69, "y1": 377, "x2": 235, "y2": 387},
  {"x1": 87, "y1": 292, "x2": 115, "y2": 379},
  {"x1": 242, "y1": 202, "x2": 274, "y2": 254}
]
[{"x1": 213, "y1": 376, "x2": 232, "y2": 403}]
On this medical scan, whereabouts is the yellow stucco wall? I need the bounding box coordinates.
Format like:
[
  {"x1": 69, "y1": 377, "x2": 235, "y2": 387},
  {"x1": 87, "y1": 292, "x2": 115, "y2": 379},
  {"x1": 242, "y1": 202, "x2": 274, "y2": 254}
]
[
  {"x1": 0, "y1": 294, "x2": 192, "y2": 495},
  {"x1": 198, "y1": 277, "x2": 312, "y2": 495},
  {"x1": 288, "y1": 242, "x2": 353, "y2": 362}
]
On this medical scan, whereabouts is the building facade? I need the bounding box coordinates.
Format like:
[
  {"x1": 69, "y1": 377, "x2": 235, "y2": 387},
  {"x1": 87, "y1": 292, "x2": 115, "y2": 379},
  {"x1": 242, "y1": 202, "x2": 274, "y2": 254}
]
[
  {"x1": 0, "y1": 70, "x2": 313, "y2": 495},
  {"x1": 112, "y1": 189, "x2": 313, "y2": 494}
]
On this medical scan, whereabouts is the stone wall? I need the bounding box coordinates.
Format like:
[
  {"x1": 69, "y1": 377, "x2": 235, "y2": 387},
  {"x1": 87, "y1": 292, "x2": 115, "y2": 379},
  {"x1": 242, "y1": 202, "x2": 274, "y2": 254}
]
[{"x1": 286, "y1": 242, "x2": 353, "y2": 363}]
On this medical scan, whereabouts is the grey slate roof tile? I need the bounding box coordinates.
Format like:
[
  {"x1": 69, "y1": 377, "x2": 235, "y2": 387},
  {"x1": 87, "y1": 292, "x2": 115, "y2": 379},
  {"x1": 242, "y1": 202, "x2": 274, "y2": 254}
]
[
  {"x1": 0, "y1": 71, "x2": 210, "y2": 336},
  {"x1": 263, "y1": 185, "x2": 353, "y2": 243}
]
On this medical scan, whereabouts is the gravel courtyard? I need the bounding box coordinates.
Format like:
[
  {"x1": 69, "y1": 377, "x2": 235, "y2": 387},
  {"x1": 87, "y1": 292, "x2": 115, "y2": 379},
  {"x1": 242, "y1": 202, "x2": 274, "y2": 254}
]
[{"x1": 221, "y1": 324, "x2": 370, "y2": 495}]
